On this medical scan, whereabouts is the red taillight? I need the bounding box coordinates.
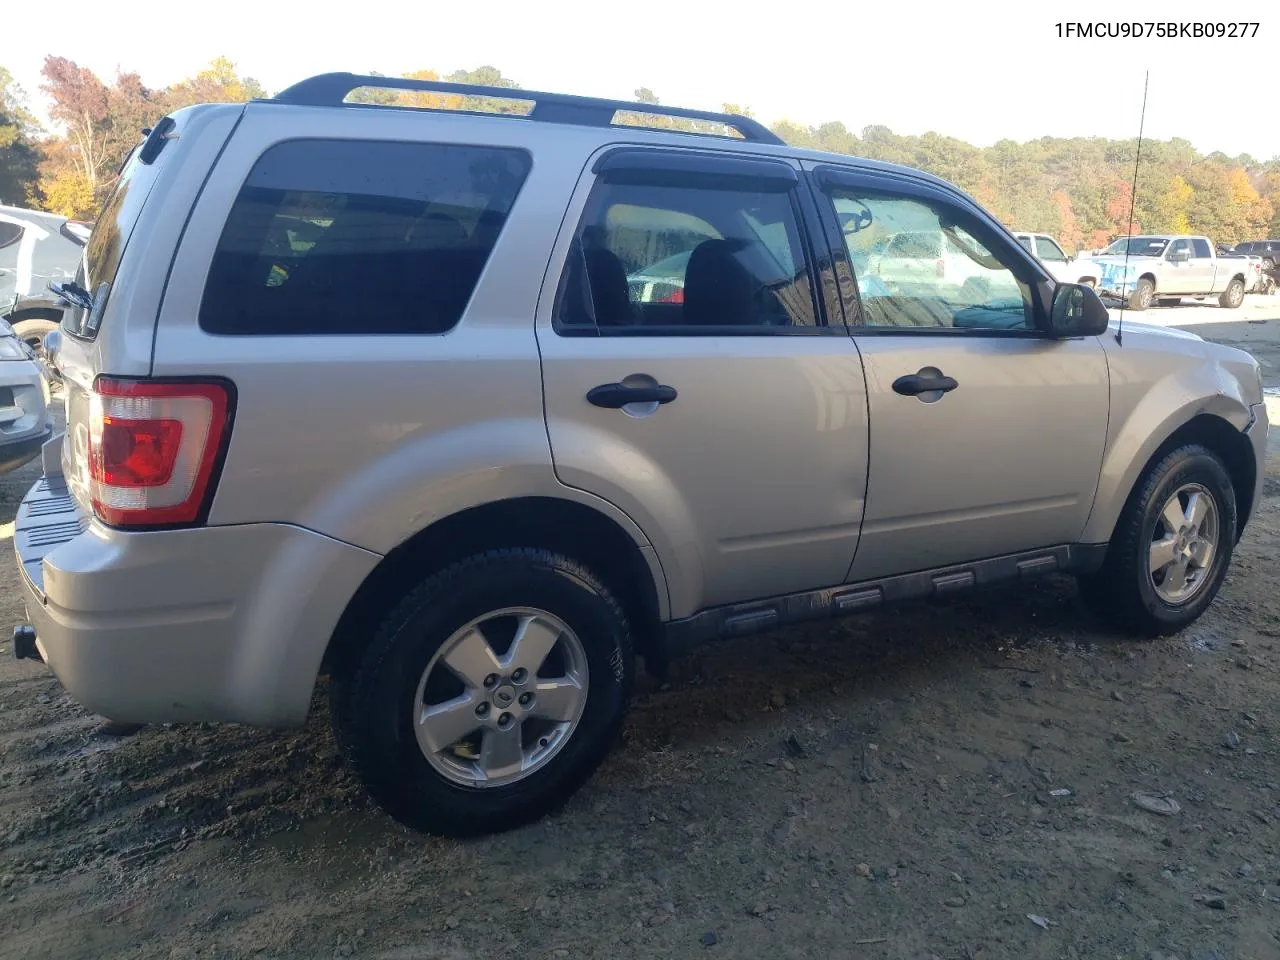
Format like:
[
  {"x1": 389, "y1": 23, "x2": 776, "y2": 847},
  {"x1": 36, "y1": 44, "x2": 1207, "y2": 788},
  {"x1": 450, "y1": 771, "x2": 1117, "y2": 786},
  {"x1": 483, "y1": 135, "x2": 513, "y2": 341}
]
[
  {"x1": 88, "y1": 378, "x2": 233, "y2": 527},
  {"x1": 656, "y1": 287, "x2": 684, "y2": 304}
]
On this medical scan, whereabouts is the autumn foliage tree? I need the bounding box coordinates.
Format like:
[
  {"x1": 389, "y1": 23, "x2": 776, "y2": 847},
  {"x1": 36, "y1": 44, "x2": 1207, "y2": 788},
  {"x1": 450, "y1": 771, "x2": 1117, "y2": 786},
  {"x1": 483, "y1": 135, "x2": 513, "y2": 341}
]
[{"x1": 4, "y1": 56, "x2": 1280, "y2": 247}]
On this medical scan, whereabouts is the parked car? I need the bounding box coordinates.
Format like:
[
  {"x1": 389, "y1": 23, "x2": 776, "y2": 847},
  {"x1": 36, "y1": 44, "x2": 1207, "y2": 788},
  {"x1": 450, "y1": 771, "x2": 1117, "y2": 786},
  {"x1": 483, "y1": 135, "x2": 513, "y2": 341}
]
[
  {"x1": 1011, "y1": 232, "x2": 1101, "y2": 287},
  {"x1": 1095, "y1": 235, "x2": 1252, "y2": 309},
  {"x1": 0, "y1": 317, "x2": 52, "y2": 474},
  {"x1": 12, "y1": 74, "x2": 1268, "y2": 837},
  {"x1": 1217, "y1": 246, "x2": 1274, "y2": 294},
  {"x1": 0, "y1": 204, "x2": 89, "y2": 366},
  {"x1": 1232, "y1": 240, "x2": 1280, "y2": 271}
]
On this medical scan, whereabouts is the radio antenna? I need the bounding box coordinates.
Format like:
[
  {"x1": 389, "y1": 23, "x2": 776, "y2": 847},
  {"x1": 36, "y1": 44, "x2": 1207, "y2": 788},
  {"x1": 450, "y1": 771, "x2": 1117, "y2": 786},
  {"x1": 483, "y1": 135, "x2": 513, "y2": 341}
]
[{"x1": 1116, "y1": 70, "x2": 1149, "y2": 346}]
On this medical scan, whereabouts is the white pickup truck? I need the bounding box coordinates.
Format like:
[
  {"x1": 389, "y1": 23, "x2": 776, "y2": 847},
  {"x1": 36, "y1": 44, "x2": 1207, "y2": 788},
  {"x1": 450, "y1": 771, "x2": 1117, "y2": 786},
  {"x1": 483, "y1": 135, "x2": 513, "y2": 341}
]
[
  {"x1": 1094, "y1": 235, "x2": 1250, "y2": 310},
  {"x1": 1012, "y1": 232, "x2": 1102, "y2": 287}
]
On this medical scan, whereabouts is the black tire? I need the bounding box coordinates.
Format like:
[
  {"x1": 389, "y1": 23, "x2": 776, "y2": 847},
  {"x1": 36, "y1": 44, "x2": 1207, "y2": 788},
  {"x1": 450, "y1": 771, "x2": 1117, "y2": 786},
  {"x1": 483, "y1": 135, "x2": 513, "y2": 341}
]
[
  {"x1": 1156, "y1": 297, "x2": 1180, "y2": 307},
  {"x1": 1128, "y1": 278, "x2": 1154, "y2": 311},
  {"x1": 1218, "y1": 278, "x2": 1245, "y2": 308},
  {"x1": 332, "y1": 548, "x2": 633, "y2": 836},
  {"x1": 1078, "y1": 444, "x2": 1236, "y2": 637}
]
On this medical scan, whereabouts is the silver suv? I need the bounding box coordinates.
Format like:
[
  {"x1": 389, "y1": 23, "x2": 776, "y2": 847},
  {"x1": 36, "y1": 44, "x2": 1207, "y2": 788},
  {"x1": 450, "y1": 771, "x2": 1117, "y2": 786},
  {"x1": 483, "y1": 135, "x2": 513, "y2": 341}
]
[{"x1": 12, "y1": 73, "x2": 1269, "y2": 836}]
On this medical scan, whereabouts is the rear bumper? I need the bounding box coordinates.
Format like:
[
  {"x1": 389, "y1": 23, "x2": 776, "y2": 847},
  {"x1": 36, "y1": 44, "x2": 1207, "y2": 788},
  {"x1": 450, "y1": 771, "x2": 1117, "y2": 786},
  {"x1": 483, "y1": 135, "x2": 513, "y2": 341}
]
[{"x1": 14, "y1": 476, "x2": 381, "y2": 726}]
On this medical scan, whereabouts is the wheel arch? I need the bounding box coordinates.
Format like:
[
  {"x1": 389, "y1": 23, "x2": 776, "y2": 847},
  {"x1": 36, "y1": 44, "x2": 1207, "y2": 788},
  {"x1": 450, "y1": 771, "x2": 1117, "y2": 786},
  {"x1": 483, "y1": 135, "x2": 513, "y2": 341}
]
[
  {"x1": 1084, "y1": 411, "x2": 1257, "y2": 547},
  {"x1": 322, "y1": 496, "x2": 668, "y2": 680}
]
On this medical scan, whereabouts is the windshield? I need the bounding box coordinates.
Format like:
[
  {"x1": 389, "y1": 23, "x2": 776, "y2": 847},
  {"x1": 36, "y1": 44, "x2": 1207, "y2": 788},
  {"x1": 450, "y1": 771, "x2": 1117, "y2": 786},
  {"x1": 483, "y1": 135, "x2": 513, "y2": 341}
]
[{"x1": 1103, "y1": 236, "x2": 1168, "y2": 257}]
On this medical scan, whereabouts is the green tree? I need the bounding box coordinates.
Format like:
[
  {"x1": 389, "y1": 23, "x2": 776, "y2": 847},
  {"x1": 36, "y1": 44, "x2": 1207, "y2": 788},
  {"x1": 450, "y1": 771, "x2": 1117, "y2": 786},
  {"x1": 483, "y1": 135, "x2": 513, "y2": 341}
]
[{"x1": 0, "y1": 66, "x2": 42, "y2": 205}]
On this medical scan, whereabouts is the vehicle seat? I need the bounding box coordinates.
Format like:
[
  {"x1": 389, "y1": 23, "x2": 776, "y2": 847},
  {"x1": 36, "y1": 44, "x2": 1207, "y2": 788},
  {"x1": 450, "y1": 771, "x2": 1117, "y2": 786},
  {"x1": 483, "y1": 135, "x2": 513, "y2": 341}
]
[
  {"x1": 682, "y1": 239, "x2": 755, "y2": 326},
  {"x1": 583, "y1": 247, "x2": 634, "y2": 327}
]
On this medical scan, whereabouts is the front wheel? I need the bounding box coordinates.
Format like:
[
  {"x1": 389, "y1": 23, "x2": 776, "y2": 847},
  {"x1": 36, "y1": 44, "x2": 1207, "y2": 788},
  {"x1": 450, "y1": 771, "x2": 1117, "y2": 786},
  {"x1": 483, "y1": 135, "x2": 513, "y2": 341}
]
[
  {"x1": 1128, "y1": 278, "x2": 1154, "y2": 311},
  {"x1": 1218, "y1": 278, "x2": 1245, "y2": 308},
  {"x1": 1078, "y1": 444, "x2": 1236, "y2": 636},
  {"x1": 332, "y1": 548, "x2": 633, "y2": 836}
]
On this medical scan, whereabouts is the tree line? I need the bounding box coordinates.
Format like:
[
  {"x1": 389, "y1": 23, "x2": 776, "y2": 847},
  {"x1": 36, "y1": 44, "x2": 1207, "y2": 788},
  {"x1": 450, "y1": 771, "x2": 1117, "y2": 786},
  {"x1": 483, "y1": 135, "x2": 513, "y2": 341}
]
[{"x1": 3, "y1": 58, "x2": 1278, "y2": 250}]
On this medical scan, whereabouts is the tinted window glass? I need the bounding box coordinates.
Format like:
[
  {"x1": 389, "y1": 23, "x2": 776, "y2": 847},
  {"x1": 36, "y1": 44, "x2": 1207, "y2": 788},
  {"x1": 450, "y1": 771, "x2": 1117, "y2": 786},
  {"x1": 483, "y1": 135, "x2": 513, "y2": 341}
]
[
  {"x1": 1015, "y1": 235, "x2": 1032, "y2": 253},
  {"x1": 1168, "y1": 238, "x2": 1192, "y2": 259},
  {"x1": 831, "y1": 190, "x2": 1032, "y2": 331},
  {"x1": 1191, "y1": 238, "x2": 1212, "y2": 258},
  {"x1": 1034, "y1": 236, "x2": 1067, "y2": 261},
  {"x1": 68, "y1": 149, "x2": 152, "y2": 337},
  {"x1": 557, "y1": 178, "x2": 816, "y2": 332},
  {"x1": 0, "y1": 222, "x2": 23, "y2": 250},
  {"x1": 200, "y1": 140, "x2": 531, "y2": 335}
]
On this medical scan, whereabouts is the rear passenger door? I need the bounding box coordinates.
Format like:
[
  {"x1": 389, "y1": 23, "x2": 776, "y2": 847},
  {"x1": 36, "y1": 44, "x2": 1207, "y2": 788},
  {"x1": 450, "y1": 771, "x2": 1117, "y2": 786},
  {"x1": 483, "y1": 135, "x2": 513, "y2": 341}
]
[{"x1": 536, "y1": 148, "x2": 869, "y2": 618}]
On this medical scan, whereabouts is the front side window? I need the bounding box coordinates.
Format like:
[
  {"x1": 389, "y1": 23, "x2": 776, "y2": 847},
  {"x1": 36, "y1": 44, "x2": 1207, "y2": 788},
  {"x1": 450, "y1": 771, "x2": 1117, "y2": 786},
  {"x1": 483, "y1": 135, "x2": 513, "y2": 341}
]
[
  {"x1": 1167, "y1": 238, "x2": 1192, "y2": 260},
  {"x1": 1034, "y1": 236, "x2": 1068, "y2": 262},
  {"x1": 200, "y1": 139, "x2": 531, "y2": 335},
  {"x1": 557, "y1": 176, "x2": 816, "y2": 332},
  {"x1": 830, "y1": 189, "x2": 1033, "y2": 331},
  {"x1": 1015, "y1": 235, "x2": 1032, "y2": 253}
]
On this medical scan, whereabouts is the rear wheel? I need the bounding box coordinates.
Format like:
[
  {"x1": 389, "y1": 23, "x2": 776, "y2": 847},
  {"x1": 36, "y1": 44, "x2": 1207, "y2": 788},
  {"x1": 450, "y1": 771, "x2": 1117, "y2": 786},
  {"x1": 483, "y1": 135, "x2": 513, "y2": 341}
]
[
  {"x1": 332, "y1": 548, "x2": 633, "y2": 836},
  {"x1": 1078, "y1": 444, "x2": 1235, "y2": 636},
  {"x1": 1218, "y1": 278, "x2": 1245, "y2": 308},
  {"x1": 1128, "y1": 278, "x2": 1154, "y2": 311}
]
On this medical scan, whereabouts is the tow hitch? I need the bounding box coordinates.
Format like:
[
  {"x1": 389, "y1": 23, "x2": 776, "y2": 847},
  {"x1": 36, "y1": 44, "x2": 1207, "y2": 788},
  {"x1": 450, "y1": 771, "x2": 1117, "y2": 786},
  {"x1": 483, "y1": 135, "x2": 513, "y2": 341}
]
[{"x1": 12, "y1": 624, "x2": 42, "y2": 662}]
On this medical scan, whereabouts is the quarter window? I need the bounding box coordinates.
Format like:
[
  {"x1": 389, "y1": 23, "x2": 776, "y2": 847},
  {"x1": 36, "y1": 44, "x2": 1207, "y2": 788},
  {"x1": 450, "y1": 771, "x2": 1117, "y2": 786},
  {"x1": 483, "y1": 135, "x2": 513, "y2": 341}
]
[
  {"x1": 0, "y1": 222, "x2": 23, "y2": 250},
  {"x1": 829, "y1": 190, "x2": 1033, "y2": 332},
  {"x1": 199, "y1": 139, "x2": 531, "y2": 335},
  {"x1": 557, "y1": 176, "x2": 817, "y2": 332}
]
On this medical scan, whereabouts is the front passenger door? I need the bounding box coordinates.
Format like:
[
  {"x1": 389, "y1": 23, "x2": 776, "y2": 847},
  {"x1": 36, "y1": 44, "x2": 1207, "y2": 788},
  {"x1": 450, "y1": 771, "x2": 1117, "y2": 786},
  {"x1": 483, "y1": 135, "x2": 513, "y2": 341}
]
[{"x1": 809, "y1": 166, "x2": 1110, "y2": 581}]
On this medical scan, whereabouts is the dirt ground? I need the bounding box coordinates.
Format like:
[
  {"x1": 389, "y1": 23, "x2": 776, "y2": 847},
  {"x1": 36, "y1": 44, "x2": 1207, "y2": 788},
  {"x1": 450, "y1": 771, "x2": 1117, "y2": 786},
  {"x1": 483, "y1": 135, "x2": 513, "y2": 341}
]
[{"x1": 4, "y1": 306, "x2": 1280, "y2": 960}]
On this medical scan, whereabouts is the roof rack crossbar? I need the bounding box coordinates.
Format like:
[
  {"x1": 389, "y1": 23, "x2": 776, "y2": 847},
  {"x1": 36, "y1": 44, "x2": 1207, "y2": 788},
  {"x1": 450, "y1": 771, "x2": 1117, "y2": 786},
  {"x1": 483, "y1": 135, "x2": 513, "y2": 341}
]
[{"x1": 270, "y1": 72, "x2": 784, "y2": 145}]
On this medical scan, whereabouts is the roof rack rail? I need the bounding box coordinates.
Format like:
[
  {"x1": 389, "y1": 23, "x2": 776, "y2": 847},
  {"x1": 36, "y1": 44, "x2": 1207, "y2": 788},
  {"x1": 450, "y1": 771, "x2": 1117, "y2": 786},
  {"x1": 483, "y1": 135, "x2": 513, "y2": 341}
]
[{"x1": 270, "y1": 72, "x2": 784, "y2": 146}]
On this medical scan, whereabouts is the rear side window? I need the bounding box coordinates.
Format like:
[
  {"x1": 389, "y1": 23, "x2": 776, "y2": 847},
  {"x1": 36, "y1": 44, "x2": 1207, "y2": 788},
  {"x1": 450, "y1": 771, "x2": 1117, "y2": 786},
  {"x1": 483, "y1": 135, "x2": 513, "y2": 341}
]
[
  {"x1": 199, "y1": 139, "x2": 531, "y2": 335},
  {"x1": 1191, "y1": 238, "x2": 1212, "y2": 258},
  {"x1": 556, "y1": 176, "x2": 817, "y2": 333}
]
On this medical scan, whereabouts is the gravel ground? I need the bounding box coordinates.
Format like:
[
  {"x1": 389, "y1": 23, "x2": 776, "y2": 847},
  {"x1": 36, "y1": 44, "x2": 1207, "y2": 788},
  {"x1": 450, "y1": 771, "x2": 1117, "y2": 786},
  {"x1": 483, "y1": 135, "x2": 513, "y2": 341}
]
[{"x1": 3, "y1": 308, "x2": 1280, "y2": 960}]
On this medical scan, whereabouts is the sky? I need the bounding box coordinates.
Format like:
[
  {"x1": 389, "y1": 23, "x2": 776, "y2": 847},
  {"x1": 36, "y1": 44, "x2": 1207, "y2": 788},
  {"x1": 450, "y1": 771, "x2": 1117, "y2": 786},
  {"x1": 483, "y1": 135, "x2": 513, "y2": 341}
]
[{"x1": 5, "y1": 0, "x2": 1277, "y2": 161}]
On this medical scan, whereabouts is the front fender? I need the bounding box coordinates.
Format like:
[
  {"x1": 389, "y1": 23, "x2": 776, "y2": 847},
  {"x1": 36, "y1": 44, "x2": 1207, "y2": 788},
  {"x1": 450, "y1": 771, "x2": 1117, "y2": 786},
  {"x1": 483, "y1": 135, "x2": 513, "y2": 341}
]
[{"x1": 1081, "y1": 357, "x2": 1253, "y2": 544}]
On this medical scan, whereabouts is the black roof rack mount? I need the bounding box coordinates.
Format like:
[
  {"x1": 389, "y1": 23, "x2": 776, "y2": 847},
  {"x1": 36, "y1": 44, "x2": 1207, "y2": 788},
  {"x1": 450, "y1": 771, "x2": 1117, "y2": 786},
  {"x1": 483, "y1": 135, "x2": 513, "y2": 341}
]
[{"x1": 270, "y1": 72, "x2": 784, "y2": 146}]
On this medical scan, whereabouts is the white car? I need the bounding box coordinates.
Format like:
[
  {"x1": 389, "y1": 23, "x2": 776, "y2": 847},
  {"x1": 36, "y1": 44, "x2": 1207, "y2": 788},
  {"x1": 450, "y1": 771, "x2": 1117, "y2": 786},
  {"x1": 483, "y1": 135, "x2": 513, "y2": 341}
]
[
  {"x1": 1013, "y1": 232, "x2": 1101, "y2": 288},
  {"x1": 0, "y1": 318, "x2": 52, "y2": 474}
]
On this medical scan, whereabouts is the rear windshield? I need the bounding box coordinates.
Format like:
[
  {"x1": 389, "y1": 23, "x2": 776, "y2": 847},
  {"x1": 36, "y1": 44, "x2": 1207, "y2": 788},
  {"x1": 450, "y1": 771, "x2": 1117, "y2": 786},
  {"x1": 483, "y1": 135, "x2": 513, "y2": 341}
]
[
  {"x1": 64, "y1": 145, "x2": 152, "y2": 338},
  {"x1": 198, "y1": 139, "x2": 532, "y2": 336}
]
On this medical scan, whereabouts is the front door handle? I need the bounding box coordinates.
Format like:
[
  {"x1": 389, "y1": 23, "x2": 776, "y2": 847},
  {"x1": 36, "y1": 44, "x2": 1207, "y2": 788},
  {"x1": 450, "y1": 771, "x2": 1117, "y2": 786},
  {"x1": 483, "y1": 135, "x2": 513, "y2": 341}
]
[
  {"x1": 587, "y1": 382, "x2": 678, "y2": 408},
  {"x1": 892, "y1": 373, "x2": 958, "y2": 396}
]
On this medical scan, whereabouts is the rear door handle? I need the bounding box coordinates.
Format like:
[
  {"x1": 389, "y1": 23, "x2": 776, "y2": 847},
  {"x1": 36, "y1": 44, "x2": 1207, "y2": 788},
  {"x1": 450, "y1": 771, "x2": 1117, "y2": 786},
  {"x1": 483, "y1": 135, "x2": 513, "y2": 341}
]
[
  {"x1": 892, "y1": 373, "x2": 958, "y2": 396},
  {"x1": 587, "y1": 382, "x2": 678, "y2": 408}
]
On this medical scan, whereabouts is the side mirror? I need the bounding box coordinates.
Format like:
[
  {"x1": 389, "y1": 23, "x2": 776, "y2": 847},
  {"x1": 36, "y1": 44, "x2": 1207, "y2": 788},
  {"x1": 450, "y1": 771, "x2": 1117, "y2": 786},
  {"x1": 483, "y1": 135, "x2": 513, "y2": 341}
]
[
  {"x1": 1049, "y1": 282, "x2": 1109, "y2": 338},
  {"x1": 1169, "y1": 247, "x2": 1190, "y2": 263}
]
